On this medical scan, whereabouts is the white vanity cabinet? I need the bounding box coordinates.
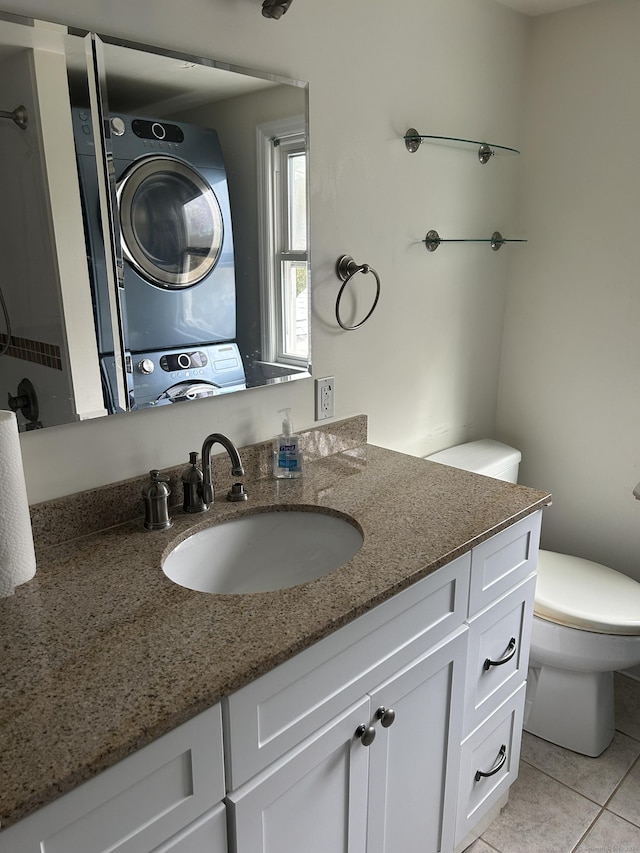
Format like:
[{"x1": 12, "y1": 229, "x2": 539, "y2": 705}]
[{"x1": 0, "y1": 510, "x2": 542, "y2": 853}]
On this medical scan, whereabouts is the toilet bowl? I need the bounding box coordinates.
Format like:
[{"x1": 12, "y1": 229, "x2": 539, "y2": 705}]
[{"x1": 426, "y1": 439, "x2": 640, "y2": 757}]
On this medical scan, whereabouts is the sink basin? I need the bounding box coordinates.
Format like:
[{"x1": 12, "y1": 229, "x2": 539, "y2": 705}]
[{"x1": 162, "y1": 509, "x2": 363, "y2": 594}]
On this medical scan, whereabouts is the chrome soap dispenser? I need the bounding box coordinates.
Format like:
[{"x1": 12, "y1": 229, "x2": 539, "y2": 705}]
[{"x1": 141, "y1": 470, "x2": 173, "y2": 531}]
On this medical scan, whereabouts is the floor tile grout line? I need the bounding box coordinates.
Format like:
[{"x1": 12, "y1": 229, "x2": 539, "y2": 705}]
[
  {"x1": 508, "y1": 758, "x2": 604, "y2": 853},
  {"x1": 519, "y1": 757, "x2": 610, "y2": 808},
  {"x1": 600, "y1": 748, "x2": 640, "y2": 813},
  {"x1": 478, "y1": 841, "x2": 501, "y2": 852},
  {"x1": 601, "y1": 809, "x2": 640, "y2": 835},
  {"x1": 570, "y1": 806, "x2": 604, "y2": 853},
  {"x1": 517, "y1": 738, "x2": 640, "y2": 851},
  {"x1": 571, "y1": 809, "x2": 640, "y2": 853},
  {"x1": 521, "y1": 729, "x2": 640, "y2": 809}
]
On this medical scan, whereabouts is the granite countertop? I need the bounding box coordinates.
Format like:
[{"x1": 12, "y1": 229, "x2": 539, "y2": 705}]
[{"x1": 0, "y1": 441, "x2": 550, "y2": 830}]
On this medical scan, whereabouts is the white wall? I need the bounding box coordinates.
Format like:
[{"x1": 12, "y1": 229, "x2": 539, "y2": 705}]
[
  {"x1": 5, "y1": 0, "x2": 529, "y2": 503},
  {"x1": 497, "y1": 0, "x2": 640, "y2": 581}
]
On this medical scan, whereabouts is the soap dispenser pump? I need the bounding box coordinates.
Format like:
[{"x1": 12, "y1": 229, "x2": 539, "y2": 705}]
[
  {"x1": 141, "y1": 470, "x2": 173, "y2": 530},
  {"x1": 273, "y1": 408, "x2": 302, "y2": 479}
]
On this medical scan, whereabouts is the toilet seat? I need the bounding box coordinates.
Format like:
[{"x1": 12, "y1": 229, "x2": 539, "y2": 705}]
[{"x1": 535, "y1": 550, "x2": 640, "y2": 635}]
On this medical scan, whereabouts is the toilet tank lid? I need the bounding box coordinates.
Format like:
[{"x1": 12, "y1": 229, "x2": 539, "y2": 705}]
[{"x1": 426, "y1": 439, "x2": 521, "y2": 477}]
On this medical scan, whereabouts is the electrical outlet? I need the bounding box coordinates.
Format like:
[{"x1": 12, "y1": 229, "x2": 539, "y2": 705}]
[{"x1": 315, "y1": 376, "x2": 334, "y2": 420}]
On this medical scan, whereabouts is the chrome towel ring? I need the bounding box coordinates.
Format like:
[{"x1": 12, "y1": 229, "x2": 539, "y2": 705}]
[{"x1": 335, "y1": 255, "x2": 381, "y2": 331}]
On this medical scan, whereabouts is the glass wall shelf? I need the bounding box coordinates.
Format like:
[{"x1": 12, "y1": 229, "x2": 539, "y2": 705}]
[
  {"x1": 424, "y1": 230, "x2": 527, "y2": 252},
  {"x1": 405, "y1": 128, "x2": 519, "y2": 163}
]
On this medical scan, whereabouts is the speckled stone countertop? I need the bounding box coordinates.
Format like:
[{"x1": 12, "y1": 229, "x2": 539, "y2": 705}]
[{"x1": 0, "y1": 423, "x2": 550, "y2": 830}]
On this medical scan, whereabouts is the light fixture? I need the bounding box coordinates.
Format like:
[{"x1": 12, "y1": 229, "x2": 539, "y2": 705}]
[{"x1": 262, "y1": 0, "x2": 293, "y2": 19}]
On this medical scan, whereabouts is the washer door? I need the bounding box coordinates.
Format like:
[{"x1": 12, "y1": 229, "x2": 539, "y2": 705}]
[{"x1": 117, "y1": 155, "x2": 224, "y2": 289}]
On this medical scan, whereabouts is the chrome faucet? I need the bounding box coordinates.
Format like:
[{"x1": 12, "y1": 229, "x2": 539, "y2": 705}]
[{"x1": 198, "y1": 433, "x2": 247, "y2": 508}]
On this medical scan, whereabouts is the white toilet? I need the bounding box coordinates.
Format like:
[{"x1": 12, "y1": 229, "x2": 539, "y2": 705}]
[{"x1": 426, "y1": 439, "x2": 640, "y2": 757}]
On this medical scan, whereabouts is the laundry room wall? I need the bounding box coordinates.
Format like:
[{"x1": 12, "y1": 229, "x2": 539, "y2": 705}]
[{"x1": 1, "y1": 0, "x2": 530, "y2": 504}]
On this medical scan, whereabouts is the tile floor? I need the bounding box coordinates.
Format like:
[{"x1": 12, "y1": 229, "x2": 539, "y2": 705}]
[{"x1": 467, "y1": 674, "x2": 640, "y2": 853}]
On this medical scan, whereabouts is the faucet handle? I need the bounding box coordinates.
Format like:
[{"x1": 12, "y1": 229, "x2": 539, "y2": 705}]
[
  {"x1": 228, "y1": 482, "x2": 248, "y2": 502},
  {"x1": 182, "y1": 452, "x2": 207, "y2": 514}
]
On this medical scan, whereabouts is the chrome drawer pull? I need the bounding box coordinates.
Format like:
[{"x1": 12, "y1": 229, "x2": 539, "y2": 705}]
[
  {"x1": 483, "y1": 637, "x2": 517, "y2": 671},
  {"x1": 475, "y1": 744, "x2": 507, "y2": 782},
  {"x1": 355, "y1": 724, "x2": 376, "y2": 747}
]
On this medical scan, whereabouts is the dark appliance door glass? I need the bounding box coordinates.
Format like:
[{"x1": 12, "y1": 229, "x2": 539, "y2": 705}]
[{"x1": 117, "y1": 155, "x2": 224, "y2": 289}]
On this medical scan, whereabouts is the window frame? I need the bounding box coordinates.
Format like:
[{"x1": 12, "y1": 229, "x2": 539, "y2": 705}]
[{"x1": 256, "y1": 114, "x2": 309, "y2": 368}]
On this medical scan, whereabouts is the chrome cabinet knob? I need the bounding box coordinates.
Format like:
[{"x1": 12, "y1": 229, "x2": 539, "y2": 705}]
[
  {"x1": 355, "y1": 724, "x2": 376, "y2": 747},
  {"x1": 375, "y1": 706, "x2": 396, "y2": 728}
]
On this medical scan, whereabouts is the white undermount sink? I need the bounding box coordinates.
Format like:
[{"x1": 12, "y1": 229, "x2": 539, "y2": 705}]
[{"x1": 162, "y1": 509, "x2": 364, "y2": 594}]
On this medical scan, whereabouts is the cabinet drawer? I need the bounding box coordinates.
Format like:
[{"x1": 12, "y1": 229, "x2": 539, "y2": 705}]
[
  {"x1": 455, "y1": 684, "x2": 526, "y2": 846},
  {"x1": 0, "y1": 705, "x2": 224, "y2": 853},
  {"x1": 469, "y1": 511, "x2": 541, "y2": 617},
  {"x1": 223, "y1": 553, "x2": 470, "y2": 789},
  {"x1": 463, "y1": 575, "x2": 535, "y2": 735}
]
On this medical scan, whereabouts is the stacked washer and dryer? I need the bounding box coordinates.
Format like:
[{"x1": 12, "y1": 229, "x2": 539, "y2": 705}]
[{"x1": 73, "y1": 109, "x2": 246, "y2": 413}]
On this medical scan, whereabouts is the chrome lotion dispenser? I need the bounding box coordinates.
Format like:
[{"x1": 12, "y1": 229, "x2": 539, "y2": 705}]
[{"x1": 141, "y1": 470, "x2": 173, "y2": 531}]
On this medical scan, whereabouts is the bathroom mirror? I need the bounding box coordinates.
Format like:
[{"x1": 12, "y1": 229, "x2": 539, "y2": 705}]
[{"x1": 0, "y1": 12, "x2": 310, "y2": 430}]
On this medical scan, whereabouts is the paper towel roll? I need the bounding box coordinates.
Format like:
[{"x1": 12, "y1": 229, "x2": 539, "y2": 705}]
[{"x1": 0, "y1": 410, "x2": 36, "y2": 596}]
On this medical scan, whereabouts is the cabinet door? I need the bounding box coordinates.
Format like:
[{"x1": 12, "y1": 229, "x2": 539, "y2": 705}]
[
  {"x1": 366, "y1": 627, "x2": 468, "y2": 853},
  {"x1": 227, "y1": 697, "x2": 370, "y2": 853}
]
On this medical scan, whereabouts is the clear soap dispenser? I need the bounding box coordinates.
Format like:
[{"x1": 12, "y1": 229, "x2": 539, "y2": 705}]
[{"x1": 272, "y1": 408, "x2": 302, "y2": 479}]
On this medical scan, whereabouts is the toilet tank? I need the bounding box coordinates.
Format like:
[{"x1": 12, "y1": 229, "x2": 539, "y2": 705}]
[{"x1": 425, "y1": 439, "x2": 521, "y2": 483}]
